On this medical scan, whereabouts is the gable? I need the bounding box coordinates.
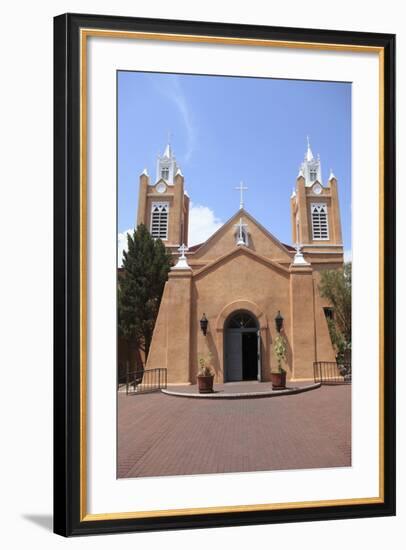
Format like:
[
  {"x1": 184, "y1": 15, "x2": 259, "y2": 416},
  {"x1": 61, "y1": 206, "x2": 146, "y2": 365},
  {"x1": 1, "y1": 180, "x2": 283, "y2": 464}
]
[
  {"x1": 192, "y1": 248, "x2": 290, "y2": 306},
  {"x1": 189, "y1": 209, "x2": 293, "y2": 264},
  {"x1": 193, "y1": 245, "x2": 290, "y2": 281}
]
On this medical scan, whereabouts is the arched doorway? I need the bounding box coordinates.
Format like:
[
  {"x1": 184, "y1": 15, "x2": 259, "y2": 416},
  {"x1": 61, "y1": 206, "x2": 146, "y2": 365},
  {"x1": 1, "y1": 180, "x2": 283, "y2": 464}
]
[{"x1": 224, "y1": 311, "x2": 261, "y2": 382}]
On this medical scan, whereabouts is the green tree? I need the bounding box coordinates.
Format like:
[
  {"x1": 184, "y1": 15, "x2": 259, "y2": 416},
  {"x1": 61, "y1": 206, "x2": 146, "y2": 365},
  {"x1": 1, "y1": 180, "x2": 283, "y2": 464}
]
[
  {"x1": 118, "y1": 224, "x2": 172, "y2": 367},
  {"x1": 319, "y1": 262, "x2": 352, "y2": 362}
]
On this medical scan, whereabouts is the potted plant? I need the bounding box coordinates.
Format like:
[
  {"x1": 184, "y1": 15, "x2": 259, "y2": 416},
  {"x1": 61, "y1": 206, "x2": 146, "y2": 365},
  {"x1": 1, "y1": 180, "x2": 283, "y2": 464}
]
[
  {"x1": 197, "y1": 353, "x2": 214, "y2": 393},
  {"x1": 271, "y1": 334, "x2": 287, "y2": 389}
]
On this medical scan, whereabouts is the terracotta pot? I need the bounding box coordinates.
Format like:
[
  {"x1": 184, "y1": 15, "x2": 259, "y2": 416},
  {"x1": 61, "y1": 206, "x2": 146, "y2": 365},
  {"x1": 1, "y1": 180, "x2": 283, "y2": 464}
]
[
  {"x1": 197, "y1": 374, "x2": 214, "y2": 393},
  {"x1": 271, "y1": 371, "x2": 287, "y2": 390}
]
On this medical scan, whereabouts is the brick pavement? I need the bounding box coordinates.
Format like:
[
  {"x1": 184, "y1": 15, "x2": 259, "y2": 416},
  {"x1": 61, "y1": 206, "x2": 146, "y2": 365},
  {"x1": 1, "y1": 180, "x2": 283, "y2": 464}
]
[{"x1": 117, "y1": 385, "x2": 351, "y2": 478}]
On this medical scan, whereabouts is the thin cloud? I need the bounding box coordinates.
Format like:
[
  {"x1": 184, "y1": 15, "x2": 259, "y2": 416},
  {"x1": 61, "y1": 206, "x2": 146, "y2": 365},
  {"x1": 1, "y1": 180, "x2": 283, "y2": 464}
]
[
  {"x1": 151, "y1": 74, "x2": 197, "y2": 162},
  {"x1": 344, "y1": 249, "x2": 352, "y2": 262}
]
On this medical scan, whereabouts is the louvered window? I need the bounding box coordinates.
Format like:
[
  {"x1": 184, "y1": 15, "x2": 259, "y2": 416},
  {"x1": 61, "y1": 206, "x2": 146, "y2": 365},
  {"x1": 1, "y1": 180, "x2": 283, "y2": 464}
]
[
  {"x1": 311, "y1": 203, "x2": 329, "y2": 240},
  {"x1": 150, "y1": 203, "x2": 169, "y2": 240},
  {"x1": 161, "y1": 167, "x2": 169, "y2": 180},
  {"x1": 309, "y1": 168, "x2": 317, "y2": 181}
]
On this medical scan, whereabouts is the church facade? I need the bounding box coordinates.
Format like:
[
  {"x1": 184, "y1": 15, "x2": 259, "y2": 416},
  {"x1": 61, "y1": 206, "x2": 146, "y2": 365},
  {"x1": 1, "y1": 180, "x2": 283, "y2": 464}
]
[{"x1": 136, "y1": 141, "x2": 344, "y2": 384}]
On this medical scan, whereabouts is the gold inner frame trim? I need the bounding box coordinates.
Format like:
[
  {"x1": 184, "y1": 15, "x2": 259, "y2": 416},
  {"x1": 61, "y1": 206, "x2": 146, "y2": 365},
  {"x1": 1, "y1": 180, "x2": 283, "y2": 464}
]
[{"x1": 79, "y1": 27, "x2": 385, "y2": 522}]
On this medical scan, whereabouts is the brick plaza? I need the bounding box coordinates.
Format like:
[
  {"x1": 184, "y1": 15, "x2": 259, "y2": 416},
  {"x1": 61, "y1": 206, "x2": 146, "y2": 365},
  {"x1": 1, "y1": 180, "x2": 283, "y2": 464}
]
[{"x1": 117, "y1": 385, "x2": 351, "y2": 478}]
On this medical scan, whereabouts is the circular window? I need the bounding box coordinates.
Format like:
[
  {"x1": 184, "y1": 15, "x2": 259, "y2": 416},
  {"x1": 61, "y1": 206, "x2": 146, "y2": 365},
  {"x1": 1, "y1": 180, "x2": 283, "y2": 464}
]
[{"x1": 156, "y1": 182, "x2": 167, "y2": 193}]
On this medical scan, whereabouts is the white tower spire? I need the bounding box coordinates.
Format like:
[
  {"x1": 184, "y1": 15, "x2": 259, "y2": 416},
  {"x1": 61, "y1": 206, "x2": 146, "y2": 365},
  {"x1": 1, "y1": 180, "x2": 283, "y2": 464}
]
[
  {"x1": 156, "y1": 138, "x2": 179, "y2": 184},
  {"x1": 300, "y1": 137, "x2": 322, "y2": 187},
  {"x1": 162, "y1": 142, "x2": 172, "y2": 158},
  {"x1": 162, "y1": 131, "x2": 172, "y2": 158},
  {"x1": 306, "y1": 135, "x2": 314, "y2": 161}
]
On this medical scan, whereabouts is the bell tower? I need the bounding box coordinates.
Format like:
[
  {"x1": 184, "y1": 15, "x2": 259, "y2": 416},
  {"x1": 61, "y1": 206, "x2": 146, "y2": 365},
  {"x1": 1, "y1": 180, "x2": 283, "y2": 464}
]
[
  {"x1": 136, "y1": 143, "x2": 190, "y2": 251},
  {"x1": 290, "y1": 138, "x2": 343, "y2": 252}
]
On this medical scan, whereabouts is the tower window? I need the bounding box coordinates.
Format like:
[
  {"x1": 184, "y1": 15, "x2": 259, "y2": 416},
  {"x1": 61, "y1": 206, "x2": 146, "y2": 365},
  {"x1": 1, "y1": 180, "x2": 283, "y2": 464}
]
[
  {"x1": 161, "y1": 167, "x2": 169, "y2": 180},
  {"x1": 150, "y1": 203, "x2": 169, "y2": 240},
  {"x1": 311, "y1": 203, "x2": 329, "y2": 240},
  {"x1": 309, "y1": 168, "x2": 317, "y2": 181}
]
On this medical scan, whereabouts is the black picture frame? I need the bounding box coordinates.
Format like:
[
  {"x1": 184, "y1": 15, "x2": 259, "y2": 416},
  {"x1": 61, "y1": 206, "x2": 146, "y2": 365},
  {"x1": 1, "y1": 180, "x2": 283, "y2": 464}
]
[{"x1": 54, "y1": 12, "x2": 396, "y2": 536}]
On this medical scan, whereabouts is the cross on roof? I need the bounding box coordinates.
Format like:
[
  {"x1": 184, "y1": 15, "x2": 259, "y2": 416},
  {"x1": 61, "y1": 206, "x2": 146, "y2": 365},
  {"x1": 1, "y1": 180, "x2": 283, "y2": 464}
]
[
  {"x1": 235, "y1": 181, "x2": 248, "y2": 210},
  {"x1": 178, "y1": 243, "x2": 188, "y2": 259}
]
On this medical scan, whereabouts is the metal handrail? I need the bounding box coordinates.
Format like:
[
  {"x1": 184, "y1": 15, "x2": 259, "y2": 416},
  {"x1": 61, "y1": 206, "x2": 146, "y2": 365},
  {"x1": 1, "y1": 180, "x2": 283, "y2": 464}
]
[
  {"x1": 125, "y1": 367, "x2": 167, "y2": 395},
  {"x1": 313, "y1": 361, "x2": 351, "y2": 385}
]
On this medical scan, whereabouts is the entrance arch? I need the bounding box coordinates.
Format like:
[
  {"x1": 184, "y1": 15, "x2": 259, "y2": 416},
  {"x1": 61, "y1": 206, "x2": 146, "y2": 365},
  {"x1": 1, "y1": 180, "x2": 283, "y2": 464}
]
[{"x1": 224, "y1": 311, "x2": 261, "y2": 382}]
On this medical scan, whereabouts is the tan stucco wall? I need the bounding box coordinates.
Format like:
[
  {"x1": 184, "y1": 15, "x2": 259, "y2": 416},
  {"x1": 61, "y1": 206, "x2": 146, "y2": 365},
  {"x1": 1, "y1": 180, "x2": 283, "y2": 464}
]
[
  {"x1": 289, "y1": 266, "x2": 316, "y2": 379},
  {"x1": 190, "y1": 250, "x2": 291, "y2": 383},
  {"x1": 147, "y1": 270, "x2": 192, "y2": 384},
  {"x1": 146, "y1": 244, "x2": 340, "y2": 384}
]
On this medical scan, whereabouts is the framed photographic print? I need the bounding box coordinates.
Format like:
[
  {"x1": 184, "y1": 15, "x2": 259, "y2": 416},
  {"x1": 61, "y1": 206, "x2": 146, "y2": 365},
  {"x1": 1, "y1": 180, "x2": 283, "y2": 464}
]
[{"x1": 53, "y1": 13, "x2": 396, "y2": 536}]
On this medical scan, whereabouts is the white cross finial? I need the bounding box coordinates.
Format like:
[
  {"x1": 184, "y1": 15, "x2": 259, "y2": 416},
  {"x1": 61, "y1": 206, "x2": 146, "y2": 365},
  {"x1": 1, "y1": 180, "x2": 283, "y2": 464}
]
[
  {"x1": 234, "y1": 217, "x2": 248, "y2": 246},
  {"x1": 235, "y1": 181, "x2": 248, "y2": 210},
  {"x1": 173, "y1": 243, "x2": 191, "y2": 270},
  {"x1": 178, "y1": 243, "x2": 188, "y2": 259},
  {"x1": 292, "y1": 241, "x2": 310, "y2": 266}
]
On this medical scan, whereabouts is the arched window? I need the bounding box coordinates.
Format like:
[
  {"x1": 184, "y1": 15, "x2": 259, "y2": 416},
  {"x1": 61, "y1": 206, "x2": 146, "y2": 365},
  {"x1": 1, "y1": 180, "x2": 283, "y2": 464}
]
[
  {"x1": 161, "y1": 167, "x2": 169, "y2": 180},
  {"x1": 150, "y1": 202, "x2": 169, "y2": 240},
  {"x1": 311, "y1": 203, "x2": 329, "y2": 240},
  {"x1": 227, "y1": 311, "x2": 258, "y2": 329}
]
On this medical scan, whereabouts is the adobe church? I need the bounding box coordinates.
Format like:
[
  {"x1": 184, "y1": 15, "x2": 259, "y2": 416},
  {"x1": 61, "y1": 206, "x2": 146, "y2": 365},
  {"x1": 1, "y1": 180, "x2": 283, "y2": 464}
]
[{"x1": 136, "y1": 140, "x2": 343, "y2": 383}]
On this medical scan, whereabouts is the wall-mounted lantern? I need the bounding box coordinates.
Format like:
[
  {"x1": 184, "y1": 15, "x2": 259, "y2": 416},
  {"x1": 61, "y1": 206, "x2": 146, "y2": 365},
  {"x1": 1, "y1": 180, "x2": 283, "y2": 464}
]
[
  {"x1": 275, "y1": 310, "x2": 284, "y2": 333},
  {"x1": 200, "y1": 313, "x2": 208, "y2": 336}
]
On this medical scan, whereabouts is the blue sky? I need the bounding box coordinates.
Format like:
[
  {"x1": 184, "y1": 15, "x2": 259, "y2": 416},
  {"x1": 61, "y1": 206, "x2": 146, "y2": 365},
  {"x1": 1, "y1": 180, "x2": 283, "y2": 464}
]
[{"x1": 118, "y1": 71, "x2": 351, "y2": 259}]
